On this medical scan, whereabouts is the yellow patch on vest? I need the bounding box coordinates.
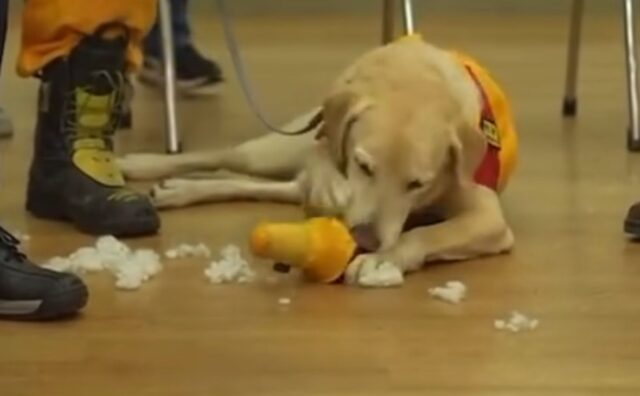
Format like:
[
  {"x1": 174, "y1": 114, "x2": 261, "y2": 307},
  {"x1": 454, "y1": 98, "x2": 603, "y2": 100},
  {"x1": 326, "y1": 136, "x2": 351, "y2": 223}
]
[{"x1": 481, "y1": 119, "x2": 501, "y2": 148}]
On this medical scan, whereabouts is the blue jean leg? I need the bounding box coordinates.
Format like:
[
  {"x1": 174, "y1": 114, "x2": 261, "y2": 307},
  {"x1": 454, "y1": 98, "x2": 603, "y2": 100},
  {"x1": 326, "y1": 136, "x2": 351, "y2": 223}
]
[{"x1": 145, "y1": 0, "x2": 192, "y2": 57}]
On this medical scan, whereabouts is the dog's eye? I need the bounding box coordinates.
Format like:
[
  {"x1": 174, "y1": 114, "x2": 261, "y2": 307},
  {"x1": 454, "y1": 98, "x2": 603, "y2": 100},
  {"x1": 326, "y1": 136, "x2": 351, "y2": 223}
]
[
  {"x1": 357, "y1": 161, "x2": 374, "y2": 177},
  {"x1": 407, "y1": 180, "x2": 423, "y2": 191}
]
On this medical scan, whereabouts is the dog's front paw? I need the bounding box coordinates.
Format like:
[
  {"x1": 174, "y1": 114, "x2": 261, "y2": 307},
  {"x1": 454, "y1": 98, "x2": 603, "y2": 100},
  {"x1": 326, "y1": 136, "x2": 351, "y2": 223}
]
[
  {"x1": 151, "y1": 179, "x2": 199, "y2": 209},
  {"x1": 345, "y1": 254, "x2": 404, "y2": 288},
  {"x1": 298, "y1": 169, "x2": 351, "y2": 217},
  {"x1": 118, "y1": 153, "x2": 179, "y2": 181}
]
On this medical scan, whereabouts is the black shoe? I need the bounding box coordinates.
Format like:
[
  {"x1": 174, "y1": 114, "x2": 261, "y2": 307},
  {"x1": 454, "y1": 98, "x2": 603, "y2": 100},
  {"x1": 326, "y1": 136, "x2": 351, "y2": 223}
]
[
  {"x1": 26, "y1": 24, "x2": 160, "y2": 237},
  {"x1": 0, "y1": 227, "x2": 88, "y2": 320},
  {"x1": 625, "y1": 202, "x2": 640, "y2": 237},
  {"x1": 139, "y1": 44, "x2": 223, "y2": 96}
]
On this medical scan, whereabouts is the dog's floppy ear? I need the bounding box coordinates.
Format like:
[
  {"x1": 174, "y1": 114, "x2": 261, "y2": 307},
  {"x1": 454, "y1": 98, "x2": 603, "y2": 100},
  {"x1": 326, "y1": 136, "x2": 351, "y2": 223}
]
[
  {"x1": 450, "y1": 122, "x2": 486, "y2": 187},
  {"x1": 317, "y1": 91, "x2": 373, "y2": 173}
]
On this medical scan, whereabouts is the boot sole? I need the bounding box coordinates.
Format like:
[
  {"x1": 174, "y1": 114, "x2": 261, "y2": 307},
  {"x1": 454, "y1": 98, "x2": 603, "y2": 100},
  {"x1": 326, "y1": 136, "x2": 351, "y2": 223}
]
[
  {"x1": 0, "y1": 281, "x2": 88, "y2": 321},
  {"x1": 76, "y1": 215, "x2": 160, "y2": 237},
  {"x1": 27, "y1": 193, "x2": 160, "y2": 237}
]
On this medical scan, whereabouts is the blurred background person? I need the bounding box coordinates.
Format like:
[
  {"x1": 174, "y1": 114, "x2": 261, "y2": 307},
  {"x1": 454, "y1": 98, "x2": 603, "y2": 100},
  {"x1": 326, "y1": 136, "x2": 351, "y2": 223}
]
[{"x1": 140, "y1": 0, "x2": 224, "y2": 96}]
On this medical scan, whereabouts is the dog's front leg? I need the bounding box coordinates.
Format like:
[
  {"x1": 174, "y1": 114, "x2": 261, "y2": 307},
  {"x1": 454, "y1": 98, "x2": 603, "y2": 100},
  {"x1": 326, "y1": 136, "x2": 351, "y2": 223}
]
[
  {"x1": 345, "y1": 188, "x2": 514, "y2": 285},
  {"x1": 389, "y1": 188, "x2": 513, "y2": 273}
]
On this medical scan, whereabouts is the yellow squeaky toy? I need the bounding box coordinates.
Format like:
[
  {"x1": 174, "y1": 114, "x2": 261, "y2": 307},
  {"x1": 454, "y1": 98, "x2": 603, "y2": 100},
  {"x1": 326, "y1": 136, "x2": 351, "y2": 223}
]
[{"x1": 250, "y1": 218, "x2": 358, "y2": 283}]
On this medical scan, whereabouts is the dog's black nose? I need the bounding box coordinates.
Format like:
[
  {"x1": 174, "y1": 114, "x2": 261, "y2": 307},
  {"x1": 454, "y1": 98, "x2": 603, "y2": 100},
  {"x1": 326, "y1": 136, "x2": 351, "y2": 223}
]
[{"x1": 350, "y1": 224, "x2": 380, "y2": 252}]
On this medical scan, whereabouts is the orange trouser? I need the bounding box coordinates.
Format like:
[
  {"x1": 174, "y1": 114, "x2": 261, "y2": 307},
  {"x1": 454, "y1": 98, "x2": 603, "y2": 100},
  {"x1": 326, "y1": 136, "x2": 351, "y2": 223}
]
[{"x1": 18, "y1": 0, "x2": 158, "y2": 76}]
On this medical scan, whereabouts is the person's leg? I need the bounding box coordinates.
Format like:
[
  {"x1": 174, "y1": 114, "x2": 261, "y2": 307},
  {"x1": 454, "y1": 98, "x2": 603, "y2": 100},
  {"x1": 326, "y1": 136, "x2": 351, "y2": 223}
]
[
  {"x1": 171, "y1": 0, "x2": 193, "y2": 50},
  {"x1": 144, "y1": 0, "x2": 191, "y2": 56},
  {"x1": 18, "y1": 0, "x2": 157, "y2": 76},
  {"x1": 19, "y1": 0, "x2": 161, "y2": 236},
  {"x1": 0, "y1": 0, "x2": 88, "y2": 321},
  {"x1": 0, "y1": 1, "x2": 12, "y2": 139},
  {"x1": 140, "y1": 0, "x2": 223, "y2": 96}
]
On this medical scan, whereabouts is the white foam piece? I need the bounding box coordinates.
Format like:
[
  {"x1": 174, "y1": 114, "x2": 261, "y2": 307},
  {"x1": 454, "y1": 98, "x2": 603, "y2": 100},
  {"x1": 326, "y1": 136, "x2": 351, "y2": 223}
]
[
  {"x1": 44, "y1": 235, "x2": 163, "y2": 291},
  {"x1": 494, "y1": 310, "x2": 539, "y2": 332},
  {"x1": 428, "y1": 281, "x2": 467, "y2": 304},
  {"x1": 204, "y1": 244, "x2": 255, "y2": 284},
  {"x1": 358, "y1": 261, "x2": 404, "y2": 287},
  {"x1": 96, "y1": 235, "x2": 130, "y2": 256},
  {"x1": 278, "y1": 297, "x2": 291, "y2": 305},
  {"x1": 69, "y1": 247, "x2": 105, "y2": 273},
  {"x1": 131, "y1": 249, "x2": 163, "y2": 277},
  {"x1": 165, "y1": 242, "x2": 211, "y2": 259},
  {"x1": 115, "y1": 275, "x2": 143, "y2": 290}
]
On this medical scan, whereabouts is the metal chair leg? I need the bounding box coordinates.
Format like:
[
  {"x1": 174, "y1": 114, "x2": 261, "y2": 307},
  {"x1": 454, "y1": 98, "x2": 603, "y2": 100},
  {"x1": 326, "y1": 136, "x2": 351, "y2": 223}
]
[
  {"x1": 382, "y1": 0, "x2": 415, "y2": 44},
  {"x1": 159, "y1": 0, "x2": 182, "y2": 154},
  {"x1": 623, "y1": 0, "x2": 640, "y2": 151},
  {"x1": 382, "y1": 0, "x2": 396, "y2": 44},
  {"x1": 401, "y1": 0, "x2": 415, "y2": 36},
  {"x1": 563, "y1": 0, "x2": 584, "y2": 117}
]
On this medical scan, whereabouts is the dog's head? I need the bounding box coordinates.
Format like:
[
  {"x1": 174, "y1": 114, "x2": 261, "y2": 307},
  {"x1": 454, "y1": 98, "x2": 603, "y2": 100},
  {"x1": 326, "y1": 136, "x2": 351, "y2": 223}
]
[{"x1": 317, "y1": 45, "x2": 486, "y2": 249}]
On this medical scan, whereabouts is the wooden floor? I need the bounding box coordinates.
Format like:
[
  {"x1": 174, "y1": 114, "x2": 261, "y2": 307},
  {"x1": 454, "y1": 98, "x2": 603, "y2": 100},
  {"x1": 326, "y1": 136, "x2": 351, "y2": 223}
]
[{"x1": 2, "y1": 9, "x2": 640, "y2": 396}]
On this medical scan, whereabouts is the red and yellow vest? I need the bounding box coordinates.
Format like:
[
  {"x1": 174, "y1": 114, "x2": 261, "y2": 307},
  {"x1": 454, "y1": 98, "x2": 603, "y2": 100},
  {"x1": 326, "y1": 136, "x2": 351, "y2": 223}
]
[{"x1": 451, "y1": 51, "x2": 518, "y2": 192}]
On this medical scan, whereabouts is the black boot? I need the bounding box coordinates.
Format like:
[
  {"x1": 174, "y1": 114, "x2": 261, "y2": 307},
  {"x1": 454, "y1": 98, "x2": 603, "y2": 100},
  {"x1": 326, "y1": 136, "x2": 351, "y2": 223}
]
[
  {"x1": 0, "y1": 227, "x2": 88, "y2": 320},
  {"x1": 26, "y1": 25, "x2": 160, "y2": 236}
]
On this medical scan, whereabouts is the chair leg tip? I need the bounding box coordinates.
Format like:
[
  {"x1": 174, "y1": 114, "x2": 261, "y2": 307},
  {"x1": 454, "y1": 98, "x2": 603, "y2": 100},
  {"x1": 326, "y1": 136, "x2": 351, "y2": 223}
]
[
  {"x1": 166, "y1": 142, "x2": 183, "y2": 154},
  {"x1": 628, "y1": 129, "x2": 640, "y2": 152},
  {"x1": 562, "y1": 98, "x2": 577, "y2": 117}
]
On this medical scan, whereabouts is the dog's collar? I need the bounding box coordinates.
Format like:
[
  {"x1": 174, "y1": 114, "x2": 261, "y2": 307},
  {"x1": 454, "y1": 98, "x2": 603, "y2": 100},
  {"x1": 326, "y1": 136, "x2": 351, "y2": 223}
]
[{"x1": 314, "y1": 109, "x2": 365, "y2": 177}]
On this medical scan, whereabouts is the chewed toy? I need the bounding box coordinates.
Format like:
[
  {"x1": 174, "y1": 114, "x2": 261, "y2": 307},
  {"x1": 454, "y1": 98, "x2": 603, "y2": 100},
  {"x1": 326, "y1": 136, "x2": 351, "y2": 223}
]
[{"x1": 250, "y1": 217, "x2": 357, "y2": 283}]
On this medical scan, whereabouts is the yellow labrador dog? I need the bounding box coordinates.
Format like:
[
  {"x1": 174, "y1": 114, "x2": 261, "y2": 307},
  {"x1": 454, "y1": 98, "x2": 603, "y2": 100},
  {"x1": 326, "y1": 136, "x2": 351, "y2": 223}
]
[{"x1": 119, "y1": 35, "x2": 518, "y2": 283}]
